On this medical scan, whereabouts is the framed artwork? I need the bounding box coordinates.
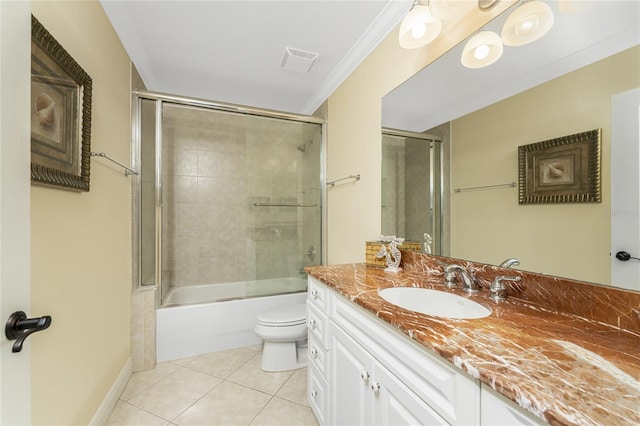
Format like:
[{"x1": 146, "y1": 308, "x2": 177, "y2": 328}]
[
  {"x1": 31, "y1": 15, "x2": 92, "y2": 191},
  {"x1": 518, "y1": 129, "x2": 601, "y2": 204}
]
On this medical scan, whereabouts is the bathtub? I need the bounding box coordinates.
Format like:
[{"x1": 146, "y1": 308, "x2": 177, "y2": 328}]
[{"x1": 156, "y1": 277, "x2": 308, "y2": 362}]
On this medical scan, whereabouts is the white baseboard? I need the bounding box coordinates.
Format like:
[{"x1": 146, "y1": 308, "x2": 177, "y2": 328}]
[{"x1": 89, "y1": 357, "x2": 133, "y2": 425}]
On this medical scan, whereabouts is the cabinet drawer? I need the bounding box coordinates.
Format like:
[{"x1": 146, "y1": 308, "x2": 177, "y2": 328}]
[
  {"x1": 308, "y1": 363, "x2": 328, "y2": 425},
  {"x1": 307, "y1": 302, "x2": 327, "y2": 348},
  {"x1": 308, "y1": 335, "x2": 328, "y2": 378},
  {"x1": 333, "y1": 295, "x2": 479, "y2": 426},
  {"x1": 307, "y1": 277, "x2": 328, "y2": 312}
]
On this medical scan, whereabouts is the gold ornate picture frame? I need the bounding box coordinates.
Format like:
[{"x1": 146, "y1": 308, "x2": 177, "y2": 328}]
[
  {"x1": 518, "y1": 129, "x2": 601, "y2": 204},
  {"x1": 31, "y1": 15, "x2": 92, "y2": 191}
]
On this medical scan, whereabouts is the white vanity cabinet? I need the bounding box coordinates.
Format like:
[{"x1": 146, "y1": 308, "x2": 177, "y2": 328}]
[
  {"x1": 306, "y1": 280, "x2": 328, "y2": 424},
  {"x1": 307, "y1": 276, "x2": 479, "y2": 425}
]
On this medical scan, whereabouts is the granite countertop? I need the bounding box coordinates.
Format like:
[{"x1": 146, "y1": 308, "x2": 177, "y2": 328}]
[{"x1": 305, "y1": 262, "x2": 640, "y2": 426}]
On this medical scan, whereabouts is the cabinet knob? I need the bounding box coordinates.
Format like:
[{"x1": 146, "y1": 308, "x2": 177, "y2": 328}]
[
  {"x1": 311, "y1": 390, "x2": 318, "y2": 398},
  {"x1": 308, "y1": 319, "x2": 317, "y2": 329},
  {"x1": 370, "y1": 382, "x2": 380, "y2": 393},
  {"x1": 311, "y1": 289, "x2": 318, "y2": 299},
  {"x1": 360, "y1": 370, "x2": 369, "y2": 381},
  {"x1": 310, "y1": 349, "x2": 318, "y2": 358}
]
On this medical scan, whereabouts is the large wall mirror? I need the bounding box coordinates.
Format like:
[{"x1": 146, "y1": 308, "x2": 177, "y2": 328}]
[{"x1": 382, "y1": 0, "x2": 639, "y2": 290}]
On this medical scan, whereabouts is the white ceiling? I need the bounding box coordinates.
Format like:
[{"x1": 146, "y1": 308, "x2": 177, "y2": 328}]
[
  {"x1": 100, "y1": 0, "x2": 638, "y2": 122},
  {"x1": 99, "y1": 0, "x2": 412, "y2": 115},
  {"x1": 382, "y1": 0, "x2": 640, "y2": 132}
]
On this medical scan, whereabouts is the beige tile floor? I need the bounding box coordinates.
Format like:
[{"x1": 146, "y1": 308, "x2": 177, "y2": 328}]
[{"x1": 106, "y1": 345, "x2": 319, "y2": 426}]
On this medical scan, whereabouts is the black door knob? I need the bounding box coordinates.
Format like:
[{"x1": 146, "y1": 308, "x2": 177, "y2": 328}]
[
  {"x1": 615, "y1": 251, "x2": 640, "y2": 262},
  {"x1": 4, "y1": 311, "x2": 52, "y2": 353}
]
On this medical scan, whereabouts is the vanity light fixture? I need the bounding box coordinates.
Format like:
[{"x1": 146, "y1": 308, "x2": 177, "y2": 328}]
[
  {"x1": 501, "y1": 0, "x2": 554, "y2": 46},
  {"x1": 461, "y1": 30, "x2": 503, "y2": 68},
  {"x1": 431, "y1": 0, "x2": 476, "y2": 20},
  {"x1": 398, "y1": 0, "x2": 442, "y2": 49}
]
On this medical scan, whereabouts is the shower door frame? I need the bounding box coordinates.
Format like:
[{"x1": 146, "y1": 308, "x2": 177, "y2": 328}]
[
  {"x1": 381, "y1": 128, "x2": 444, "y2": 254},
  {"x1": 131, "y1": 90, "x2": 327, "y2": 300}
]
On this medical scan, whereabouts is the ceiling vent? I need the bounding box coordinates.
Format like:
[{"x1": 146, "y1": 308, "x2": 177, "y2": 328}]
[{"x1": 281, "y1": 47, "x2": 319, "y2": 73}]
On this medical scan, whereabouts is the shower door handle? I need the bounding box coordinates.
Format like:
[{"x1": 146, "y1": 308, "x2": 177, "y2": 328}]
[
  {"x1": 306, "y1": 246, "x2": 316, "y2": 261},
  {"x1": 5, "y1": 311, "x2": 52, "y2": 353}
]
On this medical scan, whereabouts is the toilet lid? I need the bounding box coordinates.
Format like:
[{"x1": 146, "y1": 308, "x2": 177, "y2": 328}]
[{"x1": 256, "y1": 303, "x2": 306, "y2": 326}]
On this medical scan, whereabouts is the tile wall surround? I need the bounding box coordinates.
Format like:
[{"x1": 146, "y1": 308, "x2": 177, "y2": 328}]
[
  {"x1": 401, "y1": 251, "x2": 640, "y2": 332},
  {"x1": 160, "y1": 106, "x2": 321, "y2": 289},
  {"x1": 130, "y1": 287, "x2": 157, "y2": 373}
]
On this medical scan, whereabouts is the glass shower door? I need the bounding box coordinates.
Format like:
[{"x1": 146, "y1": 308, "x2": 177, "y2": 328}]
[
  {"x1": 381, "y1": 131, "x2": 443, "y2": 254},
  {"x1": 134, "y1": 93, "x2": 323, "y2": 305}
]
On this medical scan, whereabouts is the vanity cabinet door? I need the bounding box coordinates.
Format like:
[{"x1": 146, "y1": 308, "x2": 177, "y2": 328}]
[
  {"x1": 373, "y1": 362, "x2": 448, "y2": 426},
  {"x1": 328, "y1": 321, "x2": 375, "y2": 426}
]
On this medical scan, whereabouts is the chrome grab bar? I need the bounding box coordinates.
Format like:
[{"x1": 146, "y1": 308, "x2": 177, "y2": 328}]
[
  {"x1": 327, "y1": 174, "x2": 360, "y2": 187},
  {"x1": 252, "y1": 203, "x2": 317, "y2": 207},
  {"x1": 91, "y1": 152, "x2": 139, "y2": 176}
]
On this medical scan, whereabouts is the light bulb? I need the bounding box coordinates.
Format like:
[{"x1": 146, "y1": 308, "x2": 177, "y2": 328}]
[
  {"x1": 474, "y1": 45, "x2": 490, "y2": 60},
  {"x1": 517, "y1": 19, "x2": 535, "y2": 35},
  {"x1": 461, "y1": 30, "x2": 503, "y2": 68},
  {"x1": 411, "y1": 24, "x2": 427, "y2": 39},
  {"x1": 398, "y1": 4, "x2": 442, "y2": 49},
  {"x1": 501, "y1": 1, "x2": 554, "y2": 46}
]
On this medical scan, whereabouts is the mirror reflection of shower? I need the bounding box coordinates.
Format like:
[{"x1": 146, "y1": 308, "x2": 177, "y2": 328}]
[
  {"x1": 297, "y1": 140, "x2": 313, "y2": 153},
  {"x1": 135, "y1": 94, "x2": 323, "y2": 306},
  {"x1": 381, "y1": 129, "x2": 443, "y2": 255}
]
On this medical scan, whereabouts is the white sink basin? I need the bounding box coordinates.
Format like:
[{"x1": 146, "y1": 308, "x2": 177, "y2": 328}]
[{"x1": 378, "y1": 287, "x2": 491, "y2": 319}]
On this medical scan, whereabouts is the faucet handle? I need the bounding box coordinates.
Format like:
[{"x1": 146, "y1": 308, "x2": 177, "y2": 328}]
[
  {"x1": 443, "y1": 268, "x2": 457, "y2": 287},
  {"x1": 443, "y1": 264, "x2": 460, "y2": 288},
  {"x1": 490, "y1": 275, "x2": 521, "y2": 302}
]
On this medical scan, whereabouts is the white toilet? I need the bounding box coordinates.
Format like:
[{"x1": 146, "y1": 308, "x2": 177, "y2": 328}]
[{"x1": 254, "y1": 303, "x2": 308, "y2": 372}]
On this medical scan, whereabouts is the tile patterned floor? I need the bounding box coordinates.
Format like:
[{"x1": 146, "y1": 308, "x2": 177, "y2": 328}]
[{"x1": 106, "y1": 345, "x2": 318, "y2": 426}]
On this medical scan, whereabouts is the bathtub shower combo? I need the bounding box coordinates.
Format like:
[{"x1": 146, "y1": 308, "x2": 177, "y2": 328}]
[{"x1": 133, "y1": 92, "x2": 323, "y2": 363}]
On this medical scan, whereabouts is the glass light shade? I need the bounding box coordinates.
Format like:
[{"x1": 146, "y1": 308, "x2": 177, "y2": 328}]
[
  {"x1": 461, "y1": 30, "x2": 503, "y2": 68},
  {"x1": 501, "y1": 1, "x2": 554, "y2": 46},
  {"x1": 399, "y1": 4, "x2": 443, "y2": 49}
]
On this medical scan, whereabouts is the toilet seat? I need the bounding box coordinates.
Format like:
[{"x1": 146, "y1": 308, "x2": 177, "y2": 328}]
[{"x1": 256, "y1": 304, "x2": 306, "y2": 327}]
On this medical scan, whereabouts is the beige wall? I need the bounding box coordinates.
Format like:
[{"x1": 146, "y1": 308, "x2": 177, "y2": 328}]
[
  {"x1": 450, "y1": 46, "x2": 640, "y2": 285},
  {"x1": 30, "y1": 1, "x2": 132, "y2": 424},
  {"x1": 325, "y1": 1, "x2": 516, "y2": 264}
]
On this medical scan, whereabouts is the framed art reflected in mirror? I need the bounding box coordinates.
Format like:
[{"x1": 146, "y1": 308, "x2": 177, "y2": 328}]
[
  {"x1": 31, "y1": 15, "x2": 92, "y2": 191},
  {"x1": 518, "y1": 129, "x2": 602, "y2": 204}
]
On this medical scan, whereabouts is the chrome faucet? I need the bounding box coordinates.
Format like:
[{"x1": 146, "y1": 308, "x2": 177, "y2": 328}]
[
  {"x1": 443, "y1": 264, "x2": 479, "y2": 293},
  {"x1": 490, "y1": 275, "x2": 521, "y2": 302},
  {"x1": 499, "y1": 258, "x2": 520, "y2": 268}
]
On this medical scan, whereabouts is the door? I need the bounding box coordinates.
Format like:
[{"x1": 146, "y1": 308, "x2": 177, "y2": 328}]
[
  {"x1": 611, "y1": 88, "x2": 640, "y2": 290},
  {"x1": 0, "y1": 1, "x2": 32, "y2": 424},
  {"x1": 328, "y1": 322, "x2": 374, "y2": 425},
  {"x1": 373, "y1": 362, "x2": 447, "y2": 426}
]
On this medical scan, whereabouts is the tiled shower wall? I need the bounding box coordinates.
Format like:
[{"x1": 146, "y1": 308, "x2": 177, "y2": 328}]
[{"x1": 160, "y1": 105, "x2": 321, "y2": 290}]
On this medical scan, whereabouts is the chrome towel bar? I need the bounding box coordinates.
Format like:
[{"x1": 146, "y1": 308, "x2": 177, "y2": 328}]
[
  {"x1": 252, "y1": 203, "x2": 318, "y2": 207},
  {"x1": 454, "y1": 182, "x2": 517, "y2": 193},
  {"x1": 327, "y1": 174, "x2": 360, "y2": 187},
  {"x1": 91, "y1": 152, "x2": 138, "y2": 176}
]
